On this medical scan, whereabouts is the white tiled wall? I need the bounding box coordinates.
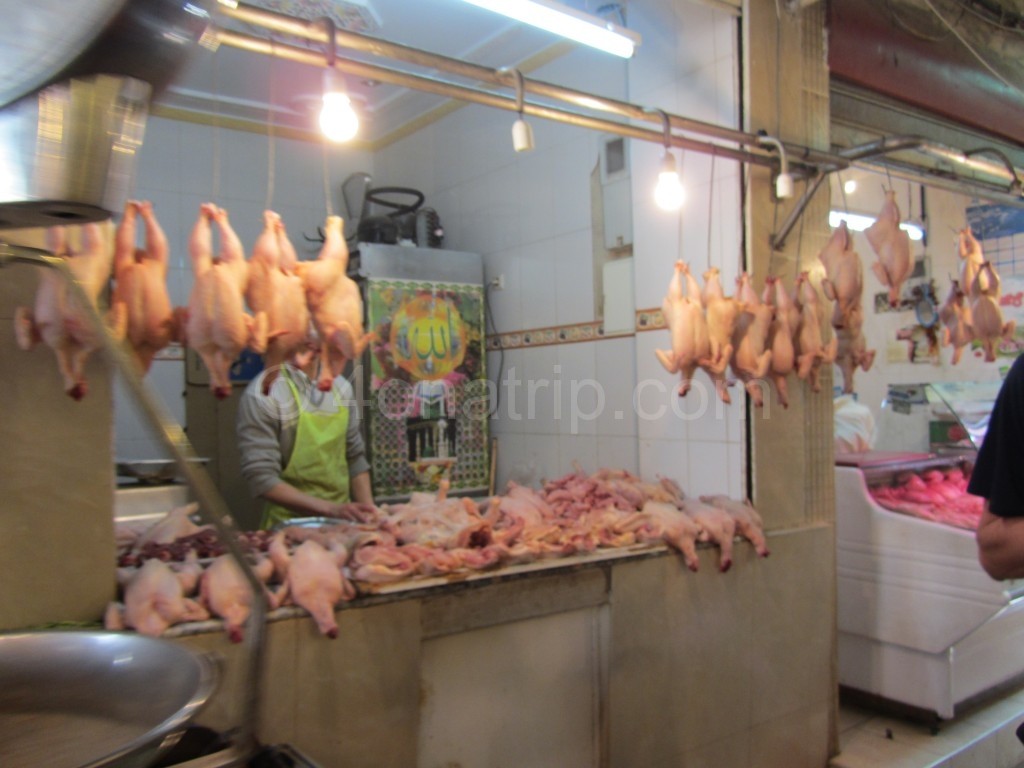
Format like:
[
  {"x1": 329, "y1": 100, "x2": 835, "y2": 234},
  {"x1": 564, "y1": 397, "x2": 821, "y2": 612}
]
[{"x1": 375, "y1": 1, "x2": 745, "y2": 496}]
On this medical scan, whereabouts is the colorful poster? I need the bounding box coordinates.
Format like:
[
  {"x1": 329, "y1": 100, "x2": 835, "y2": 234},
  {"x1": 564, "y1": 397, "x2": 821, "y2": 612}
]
[{"x1": 365, "y1": 278, "x2": 489, "y2": 499}]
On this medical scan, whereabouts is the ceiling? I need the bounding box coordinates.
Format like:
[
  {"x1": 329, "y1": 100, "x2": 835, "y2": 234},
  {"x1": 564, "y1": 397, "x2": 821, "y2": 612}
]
[{"x1": 156, "y1": 0, "x2": 597, "y2": 143}]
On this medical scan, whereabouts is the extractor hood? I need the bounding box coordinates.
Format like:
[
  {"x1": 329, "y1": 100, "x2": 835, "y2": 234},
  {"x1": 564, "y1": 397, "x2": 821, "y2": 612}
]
[{"x1": 0, "y1": 0, "x2": 211, "y2": 228}]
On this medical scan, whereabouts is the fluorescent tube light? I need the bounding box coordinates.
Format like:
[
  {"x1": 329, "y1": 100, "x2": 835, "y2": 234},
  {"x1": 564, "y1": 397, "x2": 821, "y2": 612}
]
[
  {"x1": 829, "y1": 210, "x2": 924, "y2": 241},
  {"x1": 461, "y1": 0, "x2": 641, "y2": 58}
]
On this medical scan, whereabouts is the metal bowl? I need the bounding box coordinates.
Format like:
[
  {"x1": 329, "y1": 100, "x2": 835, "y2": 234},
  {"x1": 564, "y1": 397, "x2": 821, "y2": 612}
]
[{"x1": 0, "y1": 630, "x2": 217, "y2": 768}]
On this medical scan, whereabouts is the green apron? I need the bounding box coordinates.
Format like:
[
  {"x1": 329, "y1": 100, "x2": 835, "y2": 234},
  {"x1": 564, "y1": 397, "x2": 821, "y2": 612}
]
[{"x1": 260, "y1": 371, "x2": 351, "y2": 529}]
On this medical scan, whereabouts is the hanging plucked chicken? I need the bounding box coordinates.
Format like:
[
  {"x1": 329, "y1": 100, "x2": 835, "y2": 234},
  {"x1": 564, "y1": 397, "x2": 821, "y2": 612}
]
[{"x1": 865, "y1": 189, "x2": 913, "y2": 308}]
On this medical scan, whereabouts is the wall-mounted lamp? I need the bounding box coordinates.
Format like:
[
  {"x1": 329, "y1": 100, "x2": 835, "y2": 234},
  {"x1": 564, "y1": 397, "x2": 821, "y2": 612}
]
[
  {"x1": 507, "y1": 68, "x2": 534, "y2": 152},
  {"x1": 756, "y1": 133, "x2": 794, "y2": 200},
  {"x1": 318, "y1": 18, "x2": 359, "y2": 142},
  {"x1": 651, "y1": 109, "x2": 684, "y2": 211},
  {"x1": 460, "y1": 0, "x2": 641, "y2": 58}
]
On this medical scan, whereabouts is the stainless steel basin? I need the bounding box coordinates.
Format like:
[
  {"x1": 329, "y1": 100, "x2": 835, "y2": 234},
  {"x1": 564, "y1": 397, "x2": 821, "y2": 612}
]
[{"x1": 0, "y1": 630, "x2": 217, "y2": 768}]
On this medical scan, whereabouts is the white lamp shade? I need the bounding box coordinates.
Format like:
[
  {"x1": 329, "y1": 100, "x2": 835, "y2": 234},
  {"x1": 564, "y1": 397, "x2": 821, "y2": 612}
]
[{"x1": 512, "y1": 118, "x2": 534, "y2": 152}]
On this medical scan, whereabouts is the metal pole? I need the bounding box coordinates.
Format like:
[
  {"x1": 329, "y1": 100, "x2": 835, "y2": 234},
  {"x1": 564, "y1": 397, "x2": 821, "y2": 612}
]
[
  {"x1": 0, "y1": 244, "x2": 266, "y2": 761},
  {"x1": 214, "y1": 28, "x2": 784, "y2": 171},
  {"x1": 215, "y1": 2, "x2": 847, "y2": 173}
]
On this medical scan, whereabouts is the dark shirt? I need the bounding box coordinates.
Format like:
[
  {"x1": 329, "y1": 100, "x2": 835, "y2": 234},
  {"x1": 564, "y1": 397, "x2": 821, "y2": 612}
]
[{"x1": 968, "y1": 354, "x2": 1024, "y2": 517}]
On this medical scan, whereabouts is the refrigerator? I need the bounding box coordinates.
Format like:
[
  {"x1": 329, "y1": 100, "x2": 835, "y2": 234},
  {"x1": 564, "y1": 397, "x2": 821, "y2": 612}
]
[{"x1": 355, "y1": 242, "x2": 490, "y2": 502}]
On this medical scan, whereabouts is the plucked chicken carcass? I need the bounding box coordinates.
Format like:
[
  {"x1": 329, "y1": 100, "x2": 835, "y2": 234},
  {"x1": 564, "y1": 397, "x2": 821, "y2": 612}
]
[
  {"x1": 958, "y1": 227, "x2": 985, "y2": 301},
  {"x1": 865, "y1": 189, "x2": 912, "y2": 308},
  {"x1": 299, "y1": 215, "x2": 376, "y2": 391},
  {"x1": 729, "y1": 272, "x2": 773, "y2": 407},
  {"x1": 269, "y1": 532, "x2": 354, "y2": 638},
  {"x1": 105, "y1": 557, "x2": 209, "y2": 637},
  {"x1": 655, "y1": 261, "x2": 710, "y2": 397},
  {"x1": 14, "y1": 223, "x2": 121, "y2": 399},
  {"x1": 938, "y1": 280, "x2": 974, "y2": 365},
  {"x1": 245, "y1": 210, "x2": 310, "y2": 381},
  {"x1": 970, "y1": 261, "x2": 1015, "y2": 362},
  {"x1": 762, "y1": 276, "x2": 798, "y2": 409},
  {"x1": 699, "y1": 494, "x2": 770, "y2": 558},
  {"x1": 110, "y1": 200, "x2": 180, "y2": 373},
  {"x1": 817, "y1": 222, "x2": 863, "y2": 330},
  {"x1": 638, "y1": 500, "x2": 702, "y2": 571},
  {"x1": 184, "y1": 203, "x2": 268, "y2": 398},
  {"x1": 700, "y1": 267, "x2": 740, "y2": 404},
  {"x1": 199, "y1": 554, "x2": 276, "y2": 643},
  {"x1": 794, "y1": 271, "x2": 837, "y2": 393},
  {"x1": 680, "y1": 497, "x2": 737, "y2": 572},
  {"x1": 833, "y1": 304, "x2": 876, "y2": 394}
]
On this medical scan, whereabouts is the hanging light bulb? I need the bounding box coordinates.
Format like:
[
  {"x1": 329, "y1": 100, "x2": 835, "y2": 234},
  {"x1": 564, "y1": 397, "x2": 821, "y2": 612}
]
[
  {"x1": 320, "y1": 68, "x2": 359, "y2": 142},
  {"x1": 317, "y1": 16, "x2": 358, "y2": 143},
  {"x1": 756, "y1": 133, "x2": 794, "y2": 200},
  {"x1": 654, "y1": 151, "x2": 685, "y2": 211},
  {"x1": 650, "y1": 108, "x2": 683, "y2": 211}
]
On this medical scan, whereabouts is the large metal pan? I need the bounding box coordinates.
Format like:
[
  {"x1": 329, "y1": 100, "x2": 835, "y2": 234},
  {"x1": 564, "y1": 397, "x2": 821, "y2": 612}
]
[{"x1": 0, "y1": 630, "x2": 217, "y2": 768}]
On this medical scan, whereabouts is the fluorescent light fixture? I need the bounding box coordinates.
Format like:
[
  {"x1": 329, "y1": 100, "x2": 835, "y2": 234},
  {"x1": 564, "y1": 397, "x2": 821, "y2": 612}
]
[
  {"x1": 829, "y1": 210, "x2": 924, "y2": 241},
  {"x1": 461, "y1": 0, "x2": 641, "y2": 58}
]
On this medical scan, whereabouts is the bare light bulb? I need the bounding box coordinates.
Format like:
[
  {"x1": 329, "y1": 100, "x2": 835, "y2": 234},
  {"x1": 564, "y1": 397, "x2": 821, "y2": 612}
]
[
  {"x1": 654, "y1": 152, "x2": 684, "y2": 211},
  {"x1": 319, "y1": 70, "x2": 358, "y2": 142}
]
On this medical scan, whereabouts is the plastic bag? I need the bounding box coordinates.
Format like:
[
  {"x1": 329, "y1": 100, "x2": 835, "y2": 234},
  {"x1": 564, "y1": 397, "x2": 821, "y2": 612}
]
[{"x1": 834, "y1": 395, "x2": 877, "y2": 454}]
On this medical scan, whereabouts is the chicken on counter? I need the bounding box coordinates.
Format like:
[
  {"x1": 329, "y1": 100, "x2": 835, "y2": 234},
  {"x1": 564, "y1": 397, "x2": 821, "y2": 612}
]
[
  {"x1": 14, "y1": 222, "x2": 122, "y2": 399},
  {"x1": 199, "y1": 554, "x2": 276, "y2": 643},
  {"x1": 183, "y1": 203, "x2": 268, "y2": 398},
  {"x1": 299, "y1": 215, "x2": 376, "y2": 391},
  {"x1": 865, "y1": 189, "x2": 912, "y2": 308},
  {"x1": 110, "y1": 200, "x2": 180, "y2": 373},
  {"x1": 105, "y1": 557, "x2": 210, "y2": 637},
  {"x1": 245, "y1": 210, "x2": 310, "y2": 385},
  {"x1": 655, "y1": 260, "x2": 710, "y2": 397},
  {"x1": 269, "y1": 532, "x2": 355, "y2": 638},
  {"x1": 938, "y1": 279, "x2": 974, "y2": 365}
]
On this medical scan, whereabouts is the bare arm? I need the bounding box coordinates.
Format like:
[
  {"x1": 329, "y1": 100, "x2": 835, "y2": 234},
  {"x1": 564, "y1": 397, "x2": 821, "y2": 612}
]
[
  {"x1": 976, "y1": 504, "x2": 1024, "y2": 580},
  {"x1": 350, "y1": 470, "x2": 374, "y2": 505},
  {"x1": 259, "y1": 482, "x2": 340, "y2": 518}
]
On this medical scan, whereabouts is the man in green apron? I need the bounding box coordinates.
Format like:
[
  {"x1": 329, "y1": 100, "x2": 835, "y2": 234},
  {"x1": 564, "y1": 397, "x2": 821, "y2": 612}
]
[{"x1": 237, "y1": 344, "x2": 373, "y2": 529}]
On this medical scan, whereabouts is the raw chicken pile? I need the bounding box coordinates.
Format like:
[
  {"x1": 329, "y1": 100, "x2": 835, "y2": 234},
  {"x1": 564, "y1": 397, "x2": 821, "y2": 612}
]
[
  {"x1": 107, "y1": 469, "x2": 769, "y2": 641},
  {"x1": 868, "y1": 466, "x2": 983, "y2": 530},
  {"x1": 13, "y1": 203, "x2": 374, "y2": 399}
]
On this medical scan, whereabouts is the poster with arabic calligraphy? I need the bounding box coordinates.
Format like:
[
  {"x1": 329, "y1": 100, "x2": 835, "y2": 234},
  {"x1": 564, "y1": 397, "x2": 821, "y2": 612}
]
[{"x1": 365, "y1": 278, "x2": 489, "y2": 500}]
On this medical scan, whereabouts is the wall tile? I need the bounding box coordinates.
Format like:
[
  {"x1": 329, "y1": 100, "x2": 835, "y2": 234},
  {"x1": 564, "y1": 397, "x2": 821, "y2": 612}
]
[
  {"x1": 686, "y1": 439, "x2": 731, "y2": 497},
  {"x1": 135, "y1": 117, "x2": 181, "y2": 193},
  {"x1": 639, "y1": 437, "x2": 688, "y2": 488},
  {"x1": 596, "y1": 434, "x2": 639, "y2": 474},
  {"x1": 493, "y1": 347, "x2": 524, "y2": 434},
  {"x1": 558, "y1": 434, "x2": 598, "y2": 477},
  {"x1": 554, "y1": 229, "x2": 596, "y2": 325},
  {"x1": 557, "y1": 341, "x2": 598, "y2": 437},
  {"x1": 518, "y1": 240, "x2": 558, "y2": 329},
  {"x1": 483, "y1": 248, "x2": 522, "y2": 332},
  {"x1": 595, "y1": 337, "x2": 638, "y2": 438}
]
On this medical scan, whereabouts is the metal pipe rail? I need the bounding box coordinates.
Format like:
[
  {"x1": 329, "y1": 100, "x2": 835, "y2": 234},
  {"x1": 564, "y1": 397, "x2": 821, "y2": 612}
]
[
  {"x1": 0, "y1": 243, "x2": 267, "y2": 764},
  {"x1": 214, "y1": 1, "x2": 844, "y2": 177}
]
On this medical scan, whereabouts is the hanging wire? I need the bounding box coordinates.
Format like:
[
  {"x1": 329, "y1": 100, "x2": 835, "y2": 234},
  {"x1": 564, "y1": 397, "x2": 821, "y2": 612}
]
[
  {"x1": 322, "y1": 136, "x2": 334, "y2": 218},
  {"x1": 706, "y1": 152, "x2": 716, "y2": 271},
  {"x1": 264, "y1": 35, "x2": 277, "y2": 212},
  {"x1": 211, "y1": 49, "x2": 222, "y2": 201},
  {"x1": 922, "y1": 0, "x2": 1023, "y2": 96}
]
